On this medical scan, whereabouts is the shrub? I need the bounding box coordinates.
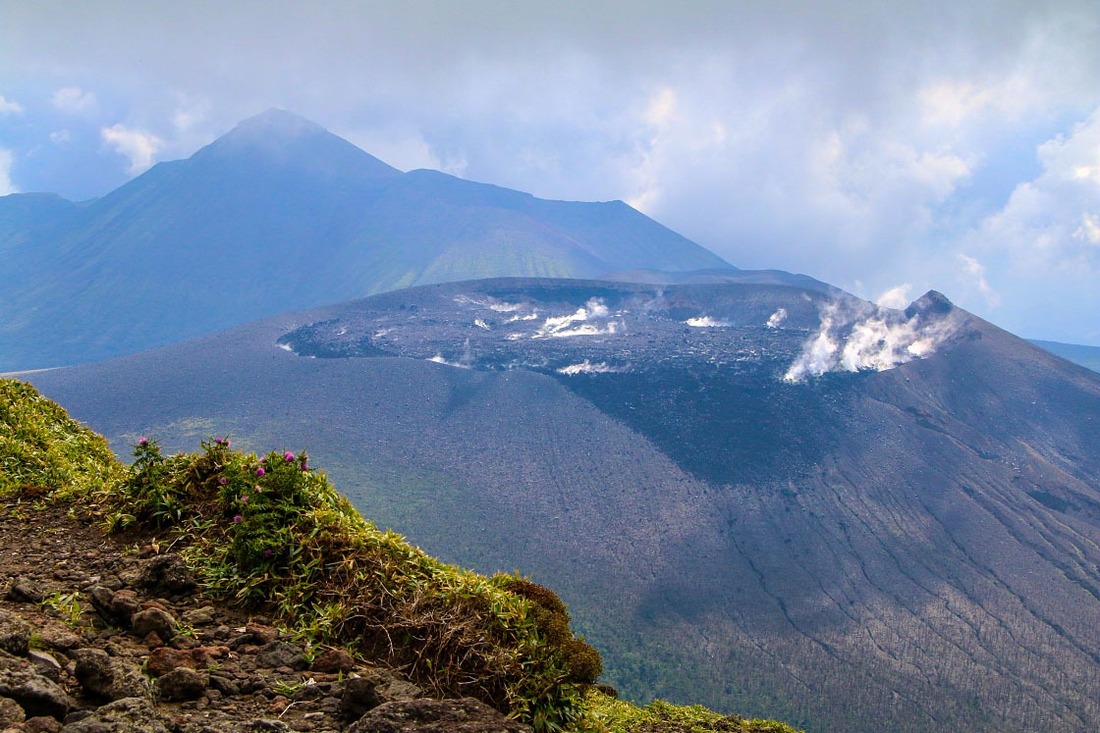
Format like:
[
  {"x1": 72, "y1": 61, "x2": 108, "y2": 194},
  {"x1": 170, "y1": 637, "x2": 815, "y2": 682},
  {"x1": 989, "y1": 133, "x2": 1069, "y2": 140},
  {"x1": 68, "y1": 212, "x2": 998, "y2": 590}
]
[
  {"x1": 0, "y1": 378, "x2": 123, "y2": 499},
  {"x1": 113, "y1": 436, "x2": 597, "y2": 731}
]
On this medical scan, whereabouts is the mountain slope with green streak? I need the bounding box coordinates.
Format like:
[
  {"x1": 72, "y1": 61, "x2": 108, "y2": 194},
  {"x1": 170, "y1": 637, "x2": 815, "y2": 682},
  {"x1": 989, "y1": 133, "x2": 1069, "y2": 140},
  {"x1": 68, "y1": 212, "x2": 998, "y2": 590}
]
[
  {"x1": 0, "y1": 109, "x2": 731, "y2": 371},
  {"x1": 22, "y1": 277, "x2": 1100, "y2": 733}
]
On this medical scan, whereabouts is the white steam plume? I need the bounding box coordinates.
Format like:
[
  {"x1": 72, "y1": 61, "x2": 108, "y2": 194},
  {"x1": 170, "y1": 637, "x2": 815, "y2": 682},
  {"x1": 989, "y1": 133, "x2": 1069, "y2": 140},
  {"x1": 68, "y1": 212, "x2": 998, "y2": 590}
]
[
  {"x1": 783, "y1": 298, "x2": 958, "y2": 382},
  {"x1": 766, "y1": 308, "x2": 788, "y2": 328},
  {"x1": 556, "y1": 360, "x2": 627, "y2": 375},
  {"x1": 533, "y1": 298, "x2": 620, "y2": 338},
  {"x1": 685, "y1": 316, "x2": 729, "y2": 327}
]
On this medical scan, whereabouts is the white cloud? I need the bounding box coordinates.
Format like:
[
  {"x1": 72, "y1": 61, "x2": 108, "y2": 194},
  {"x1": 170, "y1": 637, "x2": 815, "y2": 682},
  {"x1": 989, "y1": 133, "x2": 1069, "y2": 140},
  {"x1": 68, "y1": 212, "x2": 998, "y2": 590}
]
[
  {"x1": 875, "y1": 284, "x2": 912, "y2": 309},
  {"x1": 101, "y1": 124, "x2": 163, "y2": 175},
  {"x1": 969, "y1": 108, "x2": 1100, "y2": 274},
  {"x1": 957, "y1": 254, "x2": 999, "y2": 308},
  {"x1": 1074, "y1": 213, "x2": 1100, "y2": 245},
  {"x1": 49, "y1": 129, "x2": 71, "y2": 147},
  {"x1": 52, "y1": 86, "x2": 97, "y2": 114},
  {"x1": 0, "y1": 149, "x2": 17, "y2": 194},
  {"x1": 0, "y1": 94, "x2": 24, "y2": 116}
]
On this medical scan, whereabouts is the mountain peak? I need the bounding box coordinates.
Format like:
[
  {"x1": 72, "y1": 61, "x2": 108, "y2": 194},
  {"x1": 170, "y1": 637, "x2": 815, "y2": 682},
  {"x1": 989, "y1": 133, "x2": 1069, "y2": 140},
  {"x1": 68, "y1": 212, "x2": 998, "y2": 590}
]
[
  {"x1": 192, "y1": 109, "x2": 401, "y2": 179},
  {"x1": 229, "y1": 108, "x2": 327, "y2": 138},
  {"x1": 905, "y1": 289, "x2": 954, "y2": 318}
]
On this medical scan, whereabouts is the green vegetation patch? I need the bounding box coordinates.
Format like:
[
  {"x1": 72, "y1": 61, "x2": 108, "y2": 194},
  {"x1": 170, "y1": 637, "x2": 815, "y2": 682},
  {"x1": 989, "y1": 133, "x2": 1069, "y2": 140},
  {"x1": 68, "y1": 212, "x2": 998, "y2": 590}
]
[
  {"x1": 0, "y1": 378, "x2": 124, "y2": 498},
  {"x1": 585, "y1": 691, "x2": 803, "y2": 733},
  {"x1": 112, "y1": 436, "x2": 598, "y2": 731}
]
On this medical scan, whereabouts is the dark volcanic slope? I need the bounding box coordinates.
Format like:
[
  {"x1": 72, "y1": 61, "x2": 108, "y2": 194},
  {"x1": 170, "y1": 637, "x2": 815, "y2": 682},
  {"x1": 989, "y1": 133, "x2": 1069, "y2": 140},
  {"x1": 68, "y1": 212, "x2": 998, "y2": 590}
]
[
  {"x1": 20, "y1": 278, "x2": 1100, "y2": 733},
  {"x1": 0, "y1": 109, "x2": 730, "y2": 371}
]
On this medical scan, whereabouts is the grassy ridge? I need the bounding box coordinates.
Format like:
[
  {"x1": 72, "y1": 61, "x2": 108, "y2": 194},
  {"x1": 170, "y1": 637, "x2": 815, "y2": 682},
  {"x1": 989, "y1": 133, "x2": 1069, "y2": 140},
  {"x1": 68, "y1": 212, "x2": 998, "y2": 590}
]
[{"x1": 0, "y1": 377, "x2": 801, "y2": 733}]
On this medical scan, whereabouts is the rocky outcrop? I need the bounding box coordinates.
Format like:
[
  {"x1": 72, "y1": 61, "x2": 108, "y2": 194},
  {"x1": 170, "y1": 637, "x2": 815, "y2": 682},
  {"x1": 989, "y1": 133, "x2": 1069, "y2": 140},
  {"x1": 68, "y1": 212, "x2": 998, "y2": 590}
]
[{"x1": 0, "y1": 506, "x2": 532, "y2": 733}]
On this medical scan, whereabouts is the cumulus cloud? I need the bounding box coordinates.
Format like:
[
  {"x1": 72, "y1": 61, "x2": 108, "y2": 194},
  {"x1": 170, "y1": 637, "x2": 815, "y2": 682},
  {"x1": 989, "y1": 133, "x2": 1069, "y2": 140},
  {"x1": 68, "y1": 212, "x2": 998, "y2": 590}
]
[
  {"x1": 0, "y1": 94, "x2": 23, "y2": 115},
  {"x1": 783, "y1": 299, "x2": 959, "y2": 382},
  {"x1": 0, "y1": 149, "x2": 17, "y2": 194},
  {"x1": 52, "y1": 86, "x2": 97, "y2": 114},
  {"x1": 101, "y1": 124, "x2": 163, "y2": 175}
]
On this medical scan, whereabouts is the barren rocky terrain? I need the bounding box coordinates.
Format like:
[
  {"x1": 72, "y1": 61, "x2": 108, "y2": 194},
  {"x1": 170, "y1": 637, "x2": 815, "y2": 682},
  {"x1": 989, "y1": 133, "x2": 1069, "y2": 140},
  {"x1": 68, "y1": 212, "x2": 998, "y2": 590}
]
[{"x1": 0, "y1": 499, "x2": 528, "y2": 733}]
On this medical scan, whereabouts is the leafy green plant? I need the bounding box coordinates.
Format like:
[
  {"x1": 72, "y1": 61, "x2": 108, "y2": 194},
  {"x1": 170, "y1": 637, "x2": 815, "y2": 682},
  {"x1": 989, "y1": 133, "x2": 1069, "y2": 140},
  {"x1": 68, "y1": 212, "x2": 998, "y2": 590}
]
[{"x1": 41, "y1": 590, "x2": 86, "y2": 628}]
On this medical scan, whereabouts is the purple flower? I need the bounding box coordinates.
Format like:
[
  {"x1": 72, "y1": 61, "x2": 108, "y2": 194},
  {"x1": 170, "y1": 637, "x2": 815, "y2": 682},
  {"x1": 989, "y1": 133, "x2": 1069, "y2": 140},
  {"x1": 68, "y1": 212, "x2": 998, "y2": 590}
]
[
  {"x1": 214, "y1": 437, "x2": 223, "y2": 445},
  {"x1": 255, "y1": 467, "x2": 265, "y2": 477},
  {"x1": 138, "y1": 437, "x2": 148, "y2": 446},
  {"x1": 283, "y1": 451, "x2": 295, "y2": 462},
  {"x1": 263, "y1": 548, "x2": 274, "y2": 558},
  {"x1": 301, "y1": 465, "x2": 310, "y2": 472},
  {"x1": 233, "y1": 514, "x2": 243, "y2": 524},
  {"x1": 218, "y1": 477, "x2": 227, "y2": 486},
  {"x1": 239, "y1": 494, "x2": 249, "y2": 504}
]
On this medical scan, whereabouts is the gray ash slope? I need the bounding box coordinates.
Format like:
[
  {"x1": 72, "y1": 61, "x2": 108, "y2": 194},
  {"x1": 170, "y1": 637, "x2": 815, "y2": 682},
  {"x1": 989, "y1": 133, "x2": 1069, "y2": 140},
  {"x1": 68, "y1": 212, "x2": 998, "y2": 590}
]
[{"x1": 21, "y1": 277, "x2": 1100, "y2": 733}]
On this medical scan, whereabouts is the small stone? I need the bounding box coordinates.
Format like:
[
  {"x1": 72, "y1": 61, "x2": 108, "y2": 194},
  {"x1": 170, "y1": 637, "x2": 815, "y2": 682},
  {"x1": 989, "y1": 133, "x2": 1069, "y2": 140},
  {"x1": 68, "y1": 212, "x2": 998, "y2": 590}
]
[
  {"x1": 338, "y1": 677, "x2": 380, "y2": 721},
  {"x1": 108, "y1": 590, "x2": 142, "y2": 620},
  {"x1": 22, "y1": 716, "x2": 62, "y2": 733},
  {"x1": 310, "y1": 648, "x2": 355, "y2": 674},
  {"x1": 27, "y1": 650, "x2": 63, "y2": 682},
  {"x1": 4, "y1": 577, "x2": 45, "y2": 604},
  {"x1": 156, "y1": 667, "x2": 209, "y2": 702},
  {"x1": 181, "y1": 607, "x2": 217, "y2": 627},
  {"x1": 0, "y1": 696, "x2": 24, "y2": 728},
  {"x1": 145, "y1": 647, "x2": 213, "y2": 677},
  {"x1": 135, "y1": 554, "x2": 197, "y2": 593},
  {"x1": 255, "y1": 642, "x2": 307, "y2": 671},
  {"x1": 130, "y1": 608, "x2": 176, "y2": 641},
  {"x1": 0, "y1": 611, "x2": 32, "y2": 656}
]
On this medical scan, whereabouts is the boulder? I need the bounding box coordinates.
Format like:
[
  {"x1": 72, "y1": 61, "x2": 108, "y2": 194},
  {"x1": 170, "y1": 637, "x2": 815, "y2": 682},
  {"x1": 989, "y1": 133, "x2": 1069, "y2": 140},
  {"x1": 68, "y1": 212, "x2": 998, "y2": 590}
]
[
  {"x1": 346, "y1": 698, "x2": 531, "y2": 733},
  {"x1": 72, "y1": 649, "x2": 151, "y2": 702},
  {"x1": 59, "y1": 696, "x2": 170, "y2": 733},
  {"x1": 155, "y1": 667, "x2": 208, "y2": 702}
]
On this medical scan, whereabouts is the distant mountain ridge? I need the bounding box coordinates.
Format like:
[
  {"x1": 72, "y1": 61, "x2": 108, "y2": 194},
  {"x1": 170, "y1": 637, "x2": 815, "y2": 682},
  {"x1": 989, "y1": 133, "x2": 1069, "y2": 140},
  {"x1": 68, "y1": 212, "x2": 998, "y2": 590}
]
[
  {"x1": 0, "y1": 109, "x2": 732, "y2": 370},
  {"x1": 23, "y1": 276, "x2": 1100, "y2": 733},
  {"x1": 1031, "y1": 339, "x2": 1100, "y2": 373}
]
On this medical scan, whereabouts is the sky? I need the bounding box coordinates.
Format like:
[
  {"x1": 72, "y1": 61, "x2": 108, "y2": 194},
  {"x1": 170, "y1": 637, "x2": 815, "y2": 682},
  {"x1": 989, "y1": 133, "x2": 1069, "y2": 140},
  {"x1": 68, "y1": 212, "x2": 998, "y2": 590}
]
[{"x1": 2, "y1": 1, "x2": 1099, "y2": 346}]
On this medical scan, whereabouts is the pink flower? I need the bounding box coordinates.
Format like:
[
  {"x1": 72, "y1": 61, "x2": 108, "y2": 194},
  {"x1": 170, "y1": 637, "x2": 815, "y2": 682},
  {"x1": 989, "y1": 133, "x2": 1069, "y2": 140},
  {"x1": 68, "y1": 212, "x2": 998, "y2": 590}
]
[
  {"x1": 255, "y1": 467, "x2": 265, "y2": 477},
  {"x1": 233, "y1": 515, "x2": 243, "y2": 524},
  {"x1": 138, "y1": 437, "x2": 148, "y2": 446},
  {"x1": 239, "y1": 494, "x2": 249, "y2": 504},
  {"x1": 218, "y1": 477, "x2": 227, "y2": 486},
  {"x1": 284, "y1": 451, "x2": 295, "y2": 462}
]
